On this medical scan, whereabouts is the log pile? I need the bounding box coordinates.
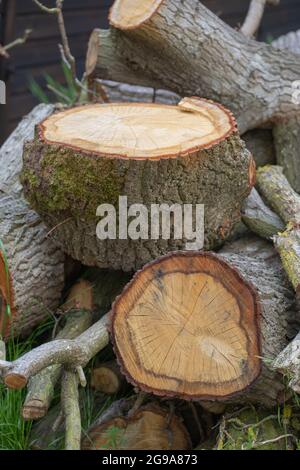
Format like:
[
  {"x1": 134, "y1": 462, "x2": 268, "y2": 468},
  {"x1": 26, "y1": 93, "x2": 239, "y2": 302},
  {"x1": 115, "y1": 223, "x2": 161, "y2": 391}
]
[{"x1": 1, "y1": 0, "x2": 300, "y2": 452}]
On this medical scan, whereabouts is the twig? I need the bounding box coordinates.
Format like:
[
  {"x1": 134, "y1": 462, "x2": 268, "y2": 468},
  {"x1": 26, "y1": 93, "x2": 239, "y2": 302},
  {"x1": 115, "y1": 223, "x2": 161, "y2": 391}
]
[
  {"x1": 240, "y1": 0, "x2": 280, "y2": 38},
  {"x1": 0, "y1": 29, "x2": 32, "y2": 59},
  {"x1": 33, "y1": 0, "x2": 77, "y2": 85},
  {"x1": 32, "y1": 0, "x2": 59, "y2": 14}
]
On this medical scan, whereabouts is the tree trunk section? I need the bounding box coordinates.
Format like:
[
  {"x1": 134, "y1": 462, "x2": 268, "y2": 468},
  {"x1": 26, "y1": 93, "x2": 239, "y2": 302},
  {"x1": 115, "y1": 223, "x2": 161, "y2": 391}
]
[{"x1": 21, "y1": 99, "x2": 253, "y2": 271}]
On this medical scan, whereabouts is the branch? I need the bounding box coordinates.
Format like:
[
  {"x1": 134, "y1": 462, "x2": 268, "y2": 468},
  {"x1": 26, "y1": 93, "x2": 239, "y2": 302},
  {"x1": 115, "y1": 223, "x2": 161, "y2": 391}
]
[
  {"x1": 0, "y1": 29, "x2": 32, "y2": 59},
  {"x1": 240, "y1": 0, "x2": 280, "y2": 38},
  {"x1": 33, "y1": 0, "x2": 77, "y2": 82},
  {"x1": 1, "y1": 312, "x2": 110, "y2": 389},
  {"x1": 61, "y1": 369, "x2": 81, "y2": 450},
  {"x1": 32, "y1": 0, "x2": 59, "y2": 14}
]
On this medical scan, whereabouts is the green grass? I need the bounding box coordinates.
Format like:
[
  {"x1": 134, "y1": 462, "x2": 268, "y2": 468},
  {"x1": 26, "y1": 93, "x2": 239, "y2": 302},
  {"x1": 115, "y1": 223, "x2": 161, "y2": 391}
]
[{"x1": 0, "y1": 318, "x2": 55, "y2": 450}]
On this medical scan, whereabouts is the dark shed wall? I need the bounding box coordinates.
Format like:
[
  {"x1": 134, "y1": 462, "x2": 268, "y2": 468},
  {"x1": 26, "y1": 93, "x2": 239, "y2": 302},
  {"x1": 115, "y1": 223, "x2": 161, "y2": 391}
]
[{"x1": 1, "y1": 0, "x2": 300, "y2": 143}]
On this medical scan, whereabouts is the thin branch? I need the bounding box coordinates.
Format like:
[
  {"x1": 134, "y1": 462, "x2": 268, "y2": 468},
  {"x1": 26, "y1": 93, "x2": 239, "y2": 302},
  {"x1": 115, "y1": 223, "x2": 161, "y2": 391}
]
[
  {"x1": 240, "y1": 0, "x2": 280, "y2": 38},
  {"x1": 32, "y1": 0, "x2": 59, "y2": 14},
  {"x1": 0, "y1": 29, "x2": 32, "y2": 59}
]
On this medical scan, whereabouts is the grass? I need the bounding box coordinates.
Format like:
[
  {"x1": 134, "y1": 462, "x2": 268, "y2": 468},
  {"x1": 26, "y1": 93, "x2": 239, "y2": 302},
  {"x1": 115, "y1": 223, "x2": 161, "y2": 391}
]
[{"x1": 0, "y1": 318, "x2": 55, "y2": 450}]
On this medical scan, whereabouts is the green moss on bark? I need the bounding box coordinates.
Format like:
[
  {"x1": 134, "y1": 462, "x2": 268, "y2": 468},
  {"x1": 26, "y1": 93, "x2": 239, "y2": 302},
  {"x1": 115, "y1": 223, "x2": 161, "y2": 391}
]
[{"x1": 21, "y1": 142, "x2": 126, "y2": 220}]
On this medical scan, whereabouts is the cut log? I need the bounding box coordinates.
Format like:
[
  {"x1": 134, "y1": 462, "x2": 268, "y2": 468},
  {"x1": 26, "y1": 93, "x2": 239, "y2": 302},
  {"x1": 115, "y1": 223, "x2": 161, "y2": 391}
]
[
  {"x1": 82, "y1": 404, "x2": 191, "y2": 450},
  {"x1": 91, "y1": 0, "x2": 300, "y2": 134},
  {"x1": 61, "y1": 369, "x2": 81, "y2": 450},
  {"x1": 111, "y1": 237, "x2": 299, "y2": 406},
  {"x1": 91, "y1": 360, "x2": 126, "y2": 395},
  {"x1": 0, "y1": 193, "x2": 64, "y2": 337},
  {"x1": 21, "y1": 98, "x2": 254, "y2": 271}
]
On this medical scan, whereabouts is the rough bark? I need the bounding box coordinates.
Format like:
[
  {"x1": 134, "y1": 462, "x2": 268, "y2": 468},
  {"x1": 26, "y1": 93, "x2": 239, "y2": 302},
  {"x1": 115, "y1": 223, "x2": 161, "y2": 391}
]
[
  {"x1": 22, "y1": 309, "x2": 93, "y2": 420},
  {"x1": 241, "y1": 188, "x2": 285, "y2": 240},
  {"x1": 21, "y1": 99, "x2": 253, "y2": 271},
  {"x1": 273, "y1": 332, "x2": 300, "y2": 394},
  {"x1": 272, "y1": 29, "x2": 300, "y2": 55},
  {"x1": 0, "y1": 193, "x2": 64, "y2": 337},
  {"x1": 91, "y1": 0, "x2": 300, "y2": 134},
  {"x1": 0, "y1": 104, "x2": 65, "y2": 337},
  {"x1": 271, "y1": 31, "x2": 300, "y2": 192},
  {"x1": 272, "y1": 115, "x2": 300, "y2": 193},
  {"x1": 0, "y1": 103, "x2": 54, "y2": 198}
]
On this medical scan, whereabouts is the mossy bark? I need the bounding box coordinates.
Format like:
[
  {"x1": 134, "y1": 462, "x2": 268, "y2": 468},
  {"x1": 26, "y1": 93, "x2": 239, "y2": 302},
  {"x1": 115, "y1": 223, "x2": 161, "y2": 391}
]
[{"x1": 22, "y1": 130, "x2": 253, "y2": 271}]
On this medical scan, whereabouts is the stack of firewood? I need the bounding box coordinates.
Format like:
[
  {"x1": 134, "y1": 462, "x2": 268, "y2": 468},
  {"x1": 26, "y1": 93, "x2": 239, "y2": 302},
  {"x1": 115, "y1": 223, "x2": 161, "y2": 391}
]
[{"x1": 1, "y1": 0, "x2": 300, "y2": 451}]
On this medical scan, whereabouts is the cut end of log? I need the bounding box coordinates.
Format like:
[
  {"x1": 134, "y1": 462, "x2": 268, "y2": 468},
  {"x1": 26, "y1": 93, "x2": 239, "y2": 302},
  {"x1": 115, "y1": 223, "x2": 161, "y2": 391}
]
[
  {"x1": 109, "y1": 0, "x2": 163, "y2": 30},
  {"x1": 22, "y1": 400, "x2": 47, "y2": 421},
  {"x1": 111, "y1": 252, "x2": 261, "y2": 400},
  {"x1": 4, "y1": 373, "x2": 27, "y2": 390},
  {"x1": 85, "y1": 29, "x2": 101, "y2": 77},
  {"x1": 39, "y1": 99, "x2": 237, "y2": 159},
  {"x1": 82, "y1": 404, "x2": 191, "y2": 450}
]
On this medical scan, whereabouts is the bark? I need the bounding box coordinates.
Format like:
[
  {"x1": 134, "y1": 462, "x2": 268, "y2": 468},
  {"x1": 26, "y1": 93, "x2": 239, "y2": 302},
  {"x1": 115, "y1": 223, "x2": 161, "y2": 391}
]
[
  {"x1": 256, "y1": 165, "x2": 300, "y2": 292},
  {"x1": 272, "y1": 29, "x2": 300, "y2": 55},
  {"x1": 241, "y1": 188, "x2": 285, "y2": 240},
  {"x1": 271, "y1": 31, "x2": 300, "y2": 192},
  {"x1": 0, "y1": 193, "x2": 64, "y2": 337},
  {"x1": 273, "y1": 115, "x2": 300, "y2": 193},
  {"x1": 22, "y1": 309, "x2": 93, "y2": 420},
  {"x1": 273, "y1": 332, "x2": 300, "y2": 394},
  {"x1": 0, "y1": 104, "x2": 65, "y2": 337},
  {"x1": 0, "y1": 104, "x2": 54, "y2": 198},
  {"x1": 90, "y1": 0, "x2": 300, "y2": 134},
  {"x1": 21, "y1": 100, "x2": 253, "y2": 271},
  {"x1": 61, "y1": 369, "x2": 81, "y2": 450}
]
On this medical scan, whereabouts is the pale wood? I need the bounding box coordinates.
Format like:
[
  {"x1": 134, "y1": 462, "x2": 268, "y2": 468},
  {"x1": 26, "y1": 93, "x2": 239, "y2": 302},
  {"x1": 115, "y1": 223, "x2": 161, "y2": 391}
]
[
  {"x1": 23, "y1": 99, "x2": 252, "y2": 271},
  {"x1": 109, "y1": 0, "x2": 163, "y2": 30},
  {"x1": 41, "y1": 99, "x2": 234, "y2": 159},
  {"x1": 112, "y1": 252, "x2": 261, "y2": 400},
  {"x1": 91, "y1": 360, "x2": 126, "y2": 394},
  {"x1": 82, "y1": 404, "x2": 191, "y2": 450}
]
